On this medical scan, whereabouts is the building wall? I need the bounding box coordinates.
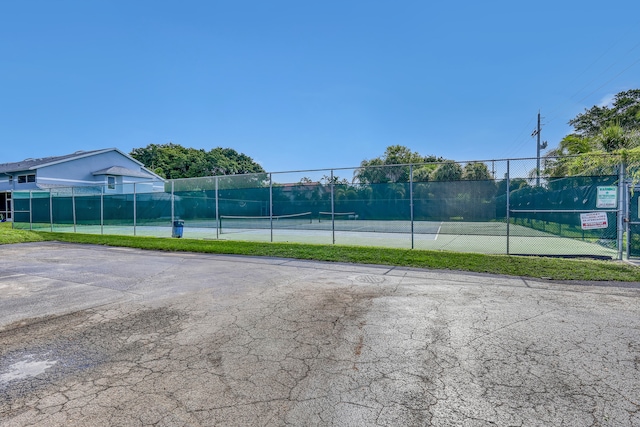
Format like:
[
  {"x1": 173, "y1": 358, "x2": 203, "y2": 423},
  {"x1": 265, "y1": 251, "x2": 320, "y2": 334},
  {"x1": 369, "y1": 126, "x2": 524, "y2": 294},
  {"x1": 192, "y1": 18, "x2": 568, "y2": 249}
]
[
  {"x1": 38, "y1": 151, "x2": 153, "y2": 187},
  {"x1": 0, "y1": 151, "x2": 163, "y2": 193},
  {"x1": 0, "y1": 170, "x2": 37, "y2": 191},
  {"x1": 103, "y1": 178, "x2": 165, "y2": 194}
]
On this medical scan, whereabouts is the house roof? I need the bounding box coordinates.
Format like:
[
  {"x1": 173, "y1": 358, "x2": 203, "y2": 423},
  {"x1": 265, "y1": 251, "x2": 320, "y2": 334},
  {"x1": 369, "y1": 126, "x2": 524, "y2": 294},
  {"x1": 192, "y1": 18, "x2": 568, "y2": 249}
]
[
  {"x1": 92, "y1": 166, "x2": 155, "y2": 179},
  {"x1": 0, "y1": 148, "x2": 163, "y2": 180},
  {"x1": 0, "y1": 149, "x2": 111, "y2": 173}
]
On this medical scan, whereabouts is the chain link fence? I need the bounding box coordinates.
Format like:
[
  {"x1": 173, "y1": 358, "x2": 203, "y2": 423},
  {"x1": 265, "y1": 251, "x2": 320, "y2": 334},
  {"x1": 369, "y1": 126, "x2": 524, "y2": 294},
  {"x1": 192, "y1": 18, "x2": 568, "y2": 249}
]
[{"x1": 12, "y1": 156, "x2": 630, "y2": 258}]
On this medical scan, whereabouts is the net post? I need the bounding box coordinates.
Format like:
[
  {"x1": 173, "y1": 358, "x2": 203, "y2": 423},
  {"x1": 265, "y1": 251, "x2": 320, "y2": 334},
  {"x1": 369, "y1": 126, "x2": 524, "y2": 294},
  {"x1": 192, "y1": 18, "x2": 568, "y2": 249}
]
[
  {"x1": 269, "y1": 173, "x2": 273, "y2": 243},
  {"x1": 72, "y1": 186, "x2": 77, "y2": 233},
  {"x1": 506, "y1": 160, "x2": 510, "y2": 255},
  {"x1": 29, "y1": 190, "x2": 32, "y2": 231},
  {"x1": 100, "y1": 185, "x2": 104, "y2": 235},
  {"x1": 133, "y1": 182, "x2": 137, "y2": 236},
  {"x1": 49, "y1": 189, "x2": 53, "y2": 232},
  {"x1": 410, "y1": 164, "x2": 414, "y2": 249},
  {"x1": 215, "y1": 176, "x2": 219, "y2": 239},
  {"x1": 331, "y1": 170, "x2": 335, "y2": 245}
]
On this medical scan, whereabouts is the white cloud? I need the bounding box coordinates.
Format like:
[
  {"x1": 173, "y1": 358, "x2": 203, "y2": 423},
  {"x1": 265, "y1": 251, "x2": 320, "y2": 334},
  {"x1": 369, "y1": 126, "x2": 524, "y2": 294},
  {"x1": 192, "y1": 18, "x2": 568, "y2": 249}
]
[{"x1": 598, "y1": 93, "x2": 615, "y2": 108}]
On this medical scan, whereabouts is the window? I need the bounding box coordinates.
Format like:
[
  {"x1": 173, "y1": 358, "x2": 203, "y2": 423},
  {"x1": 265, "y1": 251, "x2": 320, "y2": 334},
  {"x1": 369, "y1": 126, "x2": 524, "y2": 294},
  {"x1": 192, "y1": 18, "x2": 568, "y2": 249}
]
[
  {"x1": 17, "y1": 174, "x2": 34, "y2": 184},
  {"x1": 107, "y1": 176, "x2": 116, "y2": 190}
]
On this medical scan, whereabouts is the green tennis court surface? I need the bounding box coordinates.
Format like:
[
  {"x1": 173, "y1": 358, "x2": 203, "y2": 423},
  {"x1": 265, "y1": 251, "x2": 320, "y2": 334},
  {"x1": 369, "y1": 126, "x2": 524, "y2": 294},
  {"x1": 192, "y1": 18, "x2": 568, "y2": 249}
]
[{"x1": 24, "y1": 219, "x2": 617, "y2": 257}]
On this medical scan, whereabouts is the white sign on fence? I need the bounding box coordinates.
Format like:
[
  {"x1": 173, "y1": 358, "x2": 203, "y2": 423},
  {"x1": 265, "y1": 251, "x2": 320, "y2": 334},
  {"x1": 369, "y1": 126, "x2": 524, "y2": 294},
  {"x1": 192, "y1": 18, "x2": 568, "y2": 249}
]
[
  {"x1": 580, "y1": 212, "x2": 608, "y2": 230},
  {"x1": 596, "y1": 186, "x2": 617, "y2": 208}
]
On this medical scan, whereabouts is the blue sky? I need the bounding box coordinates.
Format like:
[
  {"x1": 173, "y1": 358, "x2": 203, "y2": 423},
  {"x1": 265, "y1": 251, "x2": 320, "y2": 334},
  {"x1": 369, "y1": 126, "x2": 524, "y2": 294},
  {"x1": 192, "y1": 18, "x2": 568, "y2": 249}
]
[{"x1": 1, "y1": 0, "x2": 639, "y2": 173}]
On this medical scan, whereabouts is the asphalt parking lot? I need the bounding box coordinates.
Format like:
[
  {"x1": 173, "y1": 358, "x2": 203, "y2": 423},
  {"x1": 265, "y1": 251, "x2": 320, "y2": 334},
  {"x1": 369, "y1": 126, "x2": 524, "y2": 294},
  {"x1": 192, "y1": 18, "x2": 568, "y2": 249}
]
[{"x1": 1, "y1": 242, "x2": 639, "y2": 426}]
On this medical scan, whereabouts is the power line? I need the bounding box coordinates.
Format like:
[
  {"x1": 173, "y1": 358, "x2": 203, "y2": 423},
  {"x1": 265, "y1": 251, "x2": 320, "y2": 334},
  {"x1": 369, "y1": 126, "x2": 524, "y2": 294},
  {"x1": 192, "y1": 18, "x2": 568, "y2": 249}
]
[
  {"x1": 572, "y1": 54, "x2": 640, "y2": 106},
  {"x1": 546, "y1": 38, "x2": 640, "y2": 126},
  {"x1": 511, "y1": 20, "x2": 640, "y2": 158},
  {"x1": 503, "y1": 117, "x2": 535, "y2": 158}
]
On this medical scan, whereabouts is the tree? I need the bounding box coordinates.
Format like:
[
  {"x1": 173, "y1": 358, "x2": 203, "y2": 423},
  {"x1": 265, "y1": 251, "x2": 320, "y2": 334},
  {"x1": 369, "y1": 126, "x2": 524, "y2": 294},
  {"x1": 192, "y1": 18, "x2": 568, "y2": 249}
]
[
  {"x1": 430, "y1": 161, "x2": 463, "y2": 181},
  {"x1": 545, "y1": 89, "x2": 640, "y2": 179},
  {"x1": 594, "y1": 124, "x2": 637, "y2": 152},
  {"x1": 320, "y1": 174, "x2": 349, "y2": 186},
  {"x1": 412, "y1": 164, "x2": 439, "y2": 182},
  {"x1": 354, "y1": 145, "x2": 444, "y2": 184},
  {"x1": 569, "y1": 89, "x2": 640, "y2": 137},
  {"x1": 130, "y1": 143, "x2": 265, "y2": 180},
  {"x1": 462, "y1": 162, "x2": 492, "y2": 181}
]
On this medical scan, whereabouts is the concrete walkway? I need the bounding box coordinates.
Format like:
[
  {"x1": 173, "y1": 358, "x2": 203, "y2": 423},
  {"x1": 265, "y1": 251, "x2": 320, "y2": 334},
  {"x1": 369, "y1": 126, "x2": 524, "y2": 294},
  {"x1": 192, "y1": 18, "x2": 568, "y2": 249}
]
[{"x1": 1, "y1": 242, "x2": 639, "y2": 426}]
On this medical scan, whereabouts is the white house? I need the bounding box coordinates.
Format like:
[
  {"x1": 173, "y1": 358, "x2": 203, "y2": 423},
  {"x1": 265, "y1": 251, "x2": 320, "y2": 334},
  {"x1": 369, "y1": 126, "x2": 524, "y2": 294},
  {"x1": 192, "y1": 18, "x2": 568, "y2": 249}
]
[{"x1": 0, "y1": 148, "x2": 164, "y2": 221}]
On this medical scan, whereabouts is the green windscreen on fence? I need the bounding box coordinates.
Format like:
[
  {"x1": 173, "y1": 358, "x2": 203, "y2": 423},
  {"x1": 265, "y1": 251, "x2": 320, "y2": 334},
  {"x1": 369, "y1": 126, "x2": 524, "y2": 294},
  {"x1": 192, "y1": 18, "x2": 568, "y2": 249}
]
[
  {"x1": 8, "y1": 158, "x2": 625, "y2": 257},
  {"x1": 504, "y1": 175, "x2": 618, "y2": 243}
]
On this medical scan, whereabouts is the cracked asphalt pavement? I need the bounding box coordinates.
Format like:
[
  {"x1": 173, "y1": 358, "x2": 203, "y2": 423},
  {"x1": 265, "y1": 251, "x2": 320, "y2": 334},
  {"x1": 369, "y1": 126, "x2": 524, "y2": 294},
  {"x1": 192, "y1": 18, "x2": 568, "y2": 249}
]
[{"x1": 1, "y1": 242, "x2": 639, "y2": 426}]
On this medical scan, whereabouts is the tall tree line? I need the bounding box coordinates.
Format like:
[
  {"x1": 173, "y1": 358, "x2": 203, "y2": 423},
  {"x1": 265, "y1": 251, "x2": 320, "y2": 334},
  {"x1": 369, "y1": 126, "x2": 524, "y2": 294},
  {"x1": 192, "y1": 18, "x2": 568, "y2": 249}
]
[{"x1": 130, "y1": 143, "x2": 265, "y2": 179}]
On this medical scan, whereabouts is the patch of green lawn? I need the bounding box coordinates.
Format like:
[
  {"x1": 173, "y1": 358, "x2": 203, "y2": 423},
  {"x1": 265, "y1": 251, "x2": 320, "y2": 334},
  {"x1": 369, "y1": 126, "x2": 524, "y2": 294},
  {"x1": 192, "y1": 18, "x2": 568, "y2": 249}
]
[
  {"x1": 1, "y1": 222, "x2": 638, "y2": 282},
  {"x1": 0, "y1": 222, "x2": 46, "y2": 244}
]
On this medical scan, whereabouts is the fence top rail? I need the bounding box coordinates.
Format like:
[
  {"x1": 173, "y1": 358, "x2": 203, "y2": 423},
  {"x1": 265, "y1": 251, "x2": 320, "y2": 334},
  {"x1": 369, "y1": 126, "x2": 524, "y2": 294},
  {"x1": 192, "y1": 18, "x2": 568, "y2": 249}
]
[
  {"x1": 9, "y1": 154, "x2": 627, "y2": 194},
  {"x1": 510, "y1": 209, "x2": 619, "y2": 213},
  {"x1": 264, "y1": 155, "x2": 565, "y2": 176},
  {"x1": 166, "y1": 153, "x2": 625, "y2": 181}
]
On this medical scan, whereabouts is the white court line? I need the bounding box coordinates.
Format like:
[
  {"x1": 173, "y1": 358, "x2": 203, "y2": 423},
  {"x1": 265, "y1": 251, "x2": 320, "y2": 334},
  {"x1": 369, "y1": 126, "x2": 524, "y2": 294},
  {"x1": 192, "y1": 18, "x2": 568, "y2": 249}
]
[{"x1": 434, "y1": 222, "x2": 443, "y2": 240}]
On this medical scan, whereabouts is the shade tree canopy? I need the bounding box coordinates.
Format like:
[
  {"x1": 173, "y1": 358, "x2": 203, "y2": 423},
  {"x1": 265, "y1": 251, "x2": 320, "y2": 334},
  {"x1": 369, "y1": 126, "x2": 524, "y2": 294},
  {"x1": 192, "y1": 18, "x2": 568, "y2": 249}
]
[
  {"x1": 462, "y1": 162, "x2": 492, "y2": 181},
  {"x1": 568, "y1": 89, "x2": 640, "y2": 137},
  {"x1": 354, "y1": 145, "x2": 445, "y2": 184},
  {"x1": 545, "y1": 89, "x2": 640, "y2": 178},
  {"x1": 130, "y1": 143, "x2": 265, "y2": 179}
]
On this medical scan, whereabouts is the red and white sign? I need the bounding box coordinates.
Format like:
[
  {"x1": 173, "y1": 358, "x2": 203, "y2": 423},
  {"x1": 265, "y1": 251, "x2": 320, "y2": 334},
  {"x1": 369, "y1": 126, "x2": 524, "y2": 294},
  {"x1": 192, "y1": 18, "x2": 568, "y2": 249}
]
[{"x1": 580, "y1": 212, "x2": 608, "y2": 230}]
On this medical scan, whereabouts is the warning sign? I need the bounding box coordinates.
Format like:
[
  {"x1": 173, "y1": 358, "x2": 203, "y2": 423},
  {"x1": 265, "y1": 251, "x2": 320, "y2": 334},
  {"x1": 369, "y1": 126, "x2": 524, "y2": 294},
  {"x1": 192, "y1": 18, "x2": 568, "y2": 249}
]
[
  {"x1": 580, "y1": 212, "x2": 608, "y2": 230},
  {"x1": 596, "y1": 186, "x2": 617, "y2": 208}
]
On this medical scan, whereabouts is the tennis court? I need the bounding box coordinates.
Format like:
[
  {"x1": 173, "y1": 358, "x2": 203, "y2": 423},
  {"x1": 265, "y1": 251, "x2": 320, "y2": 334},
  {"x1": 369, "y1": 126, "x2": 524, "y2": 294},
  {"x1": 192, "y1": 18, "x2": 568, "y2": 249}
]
[
  {"x1": 26, "y1": 216, "x2": 618, "y2": 256},
  {"x1": 11, "y1": 157, "x2": 625, "y2": 258}
]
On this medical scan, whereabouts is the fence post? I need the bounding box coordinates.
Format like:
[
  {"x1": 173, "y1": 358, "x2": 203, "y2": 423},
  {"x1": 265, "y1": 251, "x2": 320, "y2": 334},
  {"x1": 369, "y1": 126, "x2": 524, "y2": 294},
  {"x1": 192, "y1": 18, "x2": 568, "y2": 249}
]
[
  {"x1": 269, "y1": 173, "x2": 273, "y2": 243},
  {"x1": 618, "y1": 162, "x2": 625, "y2": 260},
  {"x1": 410, "y1": 164, "x2": 414, "y2": 249},
  {"x1": 72, "y1": 187, "x2": 76, "y2": 233},
  {"x1": 625, "y1": 181, "x2": 630, "y2": 260},
  {"x1": 133, "y1": 182, "x2": 137, "y2": 236},
  {"x1": 101, "y1": 185, "x2": 104, "y2": 235},
  {"x1": 171, "y1": 180, "x2": 175, "y2": 227},
  {"x1": 49, "y1": 189, "x2": 53, "y2": 232},
  {"x1": 29, "y1": 190, "x2": 32, "y2": 231},
  {"x1": 506, "y1": 160, "x2": 510, "y2": 255},
  {"x1": 331, "y1": 170, "x2": 335, "y2": 245},
  {"x1": 215, "y1": 176, "x2": 219, "y2": 240}
]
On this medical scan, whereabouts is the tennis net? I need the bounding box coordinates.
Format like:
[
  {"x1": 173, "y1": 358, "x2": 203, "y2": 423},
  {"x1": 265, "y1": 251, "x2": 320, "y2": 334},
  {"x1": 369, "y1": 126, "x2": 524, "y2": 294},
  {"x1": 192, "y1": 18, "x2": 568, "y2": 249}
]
[
  {"x1": 219, "y1": 212, "x2": 313, "y2": 233},
  {"x1": 318, "y1": 211, "x2": 358, "y2": 222}
]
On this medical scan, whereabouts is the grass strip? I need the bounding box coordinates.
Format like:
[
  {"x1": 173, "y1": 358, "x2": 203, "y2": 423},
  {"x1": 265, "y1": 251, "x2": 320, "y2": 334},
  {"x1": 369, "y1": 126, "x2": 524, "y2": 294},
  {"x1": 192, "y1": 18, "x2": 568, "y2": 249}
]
[
  {"x1": 1, "y1": 223, "x2": 638, "y2": 282},
  {"x1": 37, "y1": 235, "x2": 640, "y2": 282},
  {"x1": 0, "y1": 223, "x2": 46, "y2": 244}
]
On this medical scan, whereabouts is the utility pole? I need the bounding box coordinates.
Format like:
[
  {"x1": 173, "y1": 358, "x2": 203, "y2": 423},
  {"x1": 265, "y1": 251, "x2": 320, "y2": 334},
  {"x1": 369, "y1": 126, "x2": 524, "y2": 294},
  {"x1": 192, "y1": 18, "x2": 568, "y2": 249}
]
[
  {"x1": 531, "y1": 111, "x2": 547, "y2": 187},
  {"x1": 536, "y1": 111, "x2": 541, "y2": 187}
]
